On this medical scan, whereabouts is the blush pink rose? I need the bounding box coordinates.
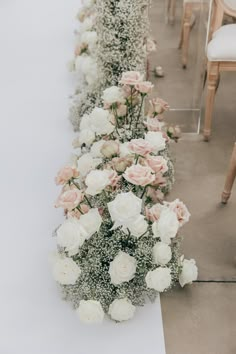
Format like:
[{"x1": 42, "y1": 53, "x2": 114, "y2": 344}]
[
  {"x1": 135, "y1": 81, "x2": 154, "y2": 94},
  {"x1": 151, "y1": 173, "x2": 167, "y2": 187},
  {"x1": 128, "y1": 139, "x2": 155, "y2": 156},
  {"x1": 123, "y1": 164, "x2": 155, "y2": 186},
  {"x1": 107, "y1": 170, "x2": 121, "y2": 188},
  {"x1": 148, "y1": 98, "x2": 170, "y2": 116},
  {"x1": 67, "y1": 204, "x2": 90, "y2": 219},
  {"x1": 145, "y1": 203, "x2": 163, "y2": 222},
  {"x1": 147, "y1": 187, "x2": 164, "y2": 203},
  {"x1": 55, "y1": 189, "x2": 84, "y2": 211},
  {"x1": 166, "y1": 199, "x2": 191, "y2": 226},
  {"x1": 116, "y1": 104, "x2": 127, "y2": 117},
  {"x1": 101, "y1": 140, "x2": 120, "y2": 158},
  {"x1": 119, "y1": 71, "x2": 144, "y2": 86},
  {"x1": 144, "y1": 117, "x2": 163, "y2": 131},
  {"x1": 55, "y1": 166, "x2": 79, "y2": 185},
  {"x1": 146, "y1": 155, "x2": 168, "y2": 174},
  {"x1": 111, "y1": 156, "x2": 133, "y2": 173}
]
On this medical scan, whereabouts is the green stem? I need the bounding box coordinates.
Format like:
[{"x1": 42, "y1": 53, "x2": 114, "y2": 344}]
[
  {"x1": 141, "y1": 185, "x2": 147, "y2": 199},
  {"x1": 84, "y1": 194, "x2": 92, "y2": 208},
  {"x1": 134, "y1": 94, "x2": 145, "y2": 132},
  {"x1": 76, "y1": 206, "x2": 84, "y2": 214}
]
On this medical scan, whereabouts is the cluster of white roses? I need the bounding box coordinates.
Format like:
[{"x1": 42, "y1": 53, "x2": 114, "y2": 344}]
[
  {"x1": 68, "y1": 0, "x2": 98, "y2": 86},
  {"x1": 52, "y1": 71, "x2": 198, "y2": 324}
]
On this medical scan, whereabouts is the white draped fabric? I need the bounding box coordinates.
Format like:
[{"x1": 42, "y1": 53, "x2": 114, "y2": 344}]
[{"x1": 0, "y1": 0, "x2": 166, "y2": 353}]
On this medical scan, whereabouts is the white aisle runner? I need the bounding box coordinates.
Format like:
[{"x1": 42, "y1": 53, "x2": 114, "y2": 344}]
[{"x1": 0, "y1": 1, "x2": 166, "y2": 353}]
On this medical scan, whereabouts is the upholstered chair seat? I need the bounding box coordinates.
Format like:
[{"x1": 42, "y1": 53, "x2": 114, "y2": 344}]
[{"x1": 207, "y1": 24, "x2": 236, "y2": 61}]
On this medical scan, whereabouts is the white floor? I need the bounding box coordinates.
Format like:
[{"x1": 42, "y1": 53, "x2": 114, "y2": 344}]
[{"x1": 0, "y1": 1, "x2": 166, "y2": 353}]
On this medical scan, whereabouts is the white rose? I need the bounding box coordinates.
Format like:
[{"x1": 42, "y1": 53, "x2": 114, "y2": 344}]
[
  {"x1": 57, "y1": 218, "x2": 88, "y2": 256},
  {"x1": 81, "y1": 31, "x2": 97, "y2": 51},
  {"x1": 152, "y1": 208, "x2": 179, "y2": 244},
  {"x1": 89, "y1": 107, "x2": 115, "y2": 135},
  {"x1": 52, "y1": 257, "x2": 81, "y2": 285},
  {"x1": 108, "y1": 298, "x2": 136, "y2": 322},
  {"x1": 80, "y1": 113, "x2": 91, "y2": 130},
  {"x1": 179, "y1": 259, "x2": 198, "y2": 287},
  {"x1": 86, "y1": 63, "x2": 98, "y2": 85},
  {"x1": 85, "y1": 169, "x2": 110, "y2": 196},
  {"x1": 102, "y1": 86, "x2": 125, "y2": 105},
  {"x1": 90, "y1": 140, "x2": 104, "y2": 157},
  {"x1": 78, "y1": 129, "x2": 95, "y2": 146},
  {"x1": 75, "y1": 55, "x2": 86, "y2": 73},
  {"x1": 76, "y1": 300, "x2": 104, "y2": 324},
  {"x1": 153, "y1": 242, "x2": 172, "y2": 266},
  {"x1": 145, "y1": 131, "x2": 166, "y2": 153},
  {"x1": 77, "y1": 153, "x2": 102, "y2": 177},
  {"x1": 145, "y1": 267, "x2": 172, "y2": 292},
  {"x1": 108, "y1": 192, "x2": 142, "y2": 229},
  {"x1": 127, "y1": 215, "x2": 148, "y2": 238},
  {"x1": 119, "y1": 142, "x2": 132, "y2": 157},
  {"x1": 79, "y1": 208, "x2": 102, "y2": 238},
  {"x1": 109, "y1": 251, "x2": 137, "y2": 285}
]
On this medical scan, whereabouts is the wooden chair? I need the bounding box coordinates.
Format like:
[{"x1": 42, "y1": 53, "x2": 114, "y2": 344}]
[
  {"x1": 203, "y1": 0, "x2": 236, "y2": 141},
  {"x1": 221, "y1": 142, "x2": 236, "y2": 203},
  {"x1": 179, "y1": 0, "x2": 209, "y2": 68}
]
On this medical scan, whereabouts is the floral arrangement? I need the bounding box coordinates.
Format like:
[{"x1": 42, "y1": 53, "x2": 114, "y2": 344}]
[
  {"x1": 52, "y1": 71, "x2": 198, "y2": 324},
  {"x1": 69, "y1": 0, "x2": 154, "y2": 130}
]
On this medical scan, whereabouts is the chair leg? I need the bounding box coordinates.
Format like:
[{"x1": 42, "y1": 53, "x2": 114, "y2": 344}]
[
  {"x1": 180, "y1": 4, "x2": 192, "y2": 69},
  {"x1": 203, "y1": 62, "x2": 219, "y2": 141},
  {"x1": 221, "y1": 143, "x2": 236, "y2": 204},
  {"x1": 169, "y1": 0, "x2": 176, "y2": 24}
]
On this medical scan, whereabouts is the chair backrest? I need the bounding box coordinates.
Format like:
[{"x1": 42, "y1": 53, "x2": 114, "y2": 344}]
[{"x1": 205, "y1": 0, "x2": 236, "y2": 49}]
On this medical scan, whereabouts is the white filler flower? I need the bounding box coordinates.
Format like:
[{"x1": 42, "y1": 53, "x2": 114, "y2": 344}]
[
  {"x1": 52, "y1": 257, "x2": 81, "y2": 285},
  {"x1": 57, "y1": 218, "x2": 88, "y2": 256},
  {"x1": 85, "y1": 169, "x2": 110, "y2": 196},
  {"x1": 89, "y1": 107, "x2": 115, "y2": 135},
  {"x1": 76, "y1": 300, "x2": 104, "y2": 324},
  {"x1": 145, "y1": 131, "x2": 166, "y2": 153},
  {"x1": 108, "y1": 298, "x2": 136, "y2": 322},
  {"x1": 79, "y1": 208, "x2": 102, "y2": 239},
  {"x1": 109, "y1": 251, "x2": 137, "y2": 285},
  {"x1": 179, "y1": 259, "x2": 198, "y2": 287},
  {"x1": 102, "y1": 86, "x2": 125, "y2": 105},
  {"x1": 108, "y1": 191, "x2": 142, "y2": 229},
  {"x1": 152, "y1": 208, "x2": 179, "y2": 244},
  {"x1": 145, "y1": 267, "x2": 172, "y2": 292},
  {"x1": 153, "y1": 242, "x2": 172, "y2": 266}
]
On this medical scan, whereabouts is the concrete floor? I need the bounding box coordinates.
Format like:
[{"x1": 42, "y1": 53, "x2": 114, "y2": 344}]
[{"x1": 149, "y1": 1, "x2": 236, "y2": 353}]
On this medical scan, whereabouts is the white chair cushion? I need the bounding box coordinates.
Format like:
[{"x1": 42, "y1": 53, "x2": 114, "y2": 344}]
[{"x1": 207, "y1": 24, "x2": 236, "y2": 61}]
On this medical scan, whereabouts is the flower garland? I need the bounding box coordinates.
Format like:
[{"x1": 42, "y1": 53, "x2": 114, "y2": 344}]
[
  {"x1": 69, "y1": 0, "x2": 156, "y2": 130},
  {"x1": 52, "y1": 72, "x2": 198, "y2": 324}
]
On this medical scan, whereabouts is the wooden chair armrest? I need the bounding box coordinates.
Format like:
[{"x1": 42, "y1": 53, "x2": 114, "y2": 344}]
[{"x1": 218, "y1": 0, "x2": 236, "y2": 17}]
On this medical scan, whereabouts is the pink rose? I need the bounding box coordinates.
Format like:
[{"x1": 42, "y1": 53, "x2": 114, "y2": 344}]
[
  {"x1": 144, "y1": 117, "x2": 163, "y2": 131},
  {"x1": 55, "y1": 166, "x2": 79, "y2": 185},
  {"x1": 119, "y1": 71, "x2": 144, "y2": 86},
  {"x1": 145, "y1": 203, "x2": 163, "y2": 222},
  {"x1": 151, "y1": 173, "x2": 167, "y2": 187},
  {"x1": 123, "y1": 164, "x2": 155, "y2": 186},
  {"x1": 55, "y1": 188, "x2": 84, "y2": 211},
  {"x1": 116, "y1": 104, "x2": 127, "y2": 117},
  {"x1": 128, "y1": 139, "x2": 155, "y2": 156},
  {"x1": 107, "y1": 170, "x2": 121, "y2": 188},
  {"x1": 146, "y1": 187, "x2": 164, "y2": 203},
  {"x1": 135, "y1": 81, "x2": 154, "y2": 94},
  {"x1": 166, "y1": 199, "x2": 190, "y2": 226},
  {"x1": 146, "y1": 155, "x2": 168, "y2": 174},
  {"x1": 148, "y1": 98, "x2": 170, "y2": 116}
]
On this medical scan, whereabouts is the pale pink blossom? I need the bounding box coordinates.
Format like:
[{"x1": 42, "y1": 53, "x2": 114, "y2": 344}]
[
  {"x1": 55, "y1": 166, "x2": 79, "y2": 185},
  {"x1": 145, "y1": 203, "x2": 163, "y2": 222},
  {"x1": 55, "y1": 189, "x2": 84, "y2": 211},
  {"x1": 146, "y1": 187, "x2": 164, "y2": 203},
  {"x1": 107, "y1": 170, "x2": 121, "y2": 188},
  {"x1": 146, "y1": 155, "x2": 168, "y2": 174},
  {"x1": 119, "y1": 71, "x2": 144, "y2": 86},
  {"x1": 123, "y1": 164, "x2": 155, "y2": 186},
  {"x1": 116, "y1": 104, "x2": 127, "y2": 117},
  {"x1": 148, "y1": 98, "x2": 170, "y2": 116},
  {"x1": 67, "y1": 204, "x2": 90, "y2": 219},
  {"x1": 151, "y1": 173, "x2": 167, "y2": 187},
  {"x1": 111, "y1": 156, "x2": 133, "y2": 173},
  {"x1": 135, "y1": 81, "x2": 154, "y2": 94},
  {"x1": 128, "y1": 139, "x2": 154, "y2": 156},
  {"x1": 166, "y1": 199, "x2": 190, "y2": 226},
  {"x1": 101, "y1": 140, "x2": 120, "y2": 158}
]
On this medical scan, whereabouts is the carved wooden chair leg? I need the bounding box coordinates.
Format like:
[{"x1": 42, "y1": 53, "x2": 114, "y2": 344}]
[
  {"x1": 181, "y1": 3, "x2": 192, "y2": 68},
  {"x1": 169, "y1": 0, "x2": 176, "y2": 24},
  {"x1": 203, "y1": 62, "x2": 219, "y2": 141},
  {"x1": 221, "y1": 142, "x2": 236, "y2": 204}
]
